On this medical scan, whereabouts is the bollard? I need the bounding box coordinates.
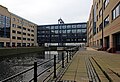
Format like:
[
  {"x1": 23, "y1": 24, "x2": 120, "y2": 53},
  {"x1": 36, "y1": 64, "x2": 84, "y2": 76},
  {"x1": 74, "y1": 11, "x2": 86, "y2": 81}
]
[
  {"x1": 62, "y1": 52, "x2": 64, "y2": 68},
  {"x1": 34, "y1": 62, "x2": 37, "y2": 82},
  {"x1": 67, "y1": 51, "x2": 69, "y2": 63},
  {"x1": 54, "y1": 55, "x2": 56, "y2": 78},
  {"x1": 69, "y1": 51, "x2": 71, "y2": 60}
]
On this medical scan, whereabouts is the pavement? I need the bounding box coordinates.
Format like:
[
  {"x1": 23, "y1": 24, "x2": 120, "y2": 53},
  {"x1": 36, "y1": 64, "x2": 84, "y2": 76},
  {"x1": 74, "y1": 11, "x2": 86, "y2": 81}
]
[{"x1": 60, "y1": 47, "x2": 120, "y2": 82}]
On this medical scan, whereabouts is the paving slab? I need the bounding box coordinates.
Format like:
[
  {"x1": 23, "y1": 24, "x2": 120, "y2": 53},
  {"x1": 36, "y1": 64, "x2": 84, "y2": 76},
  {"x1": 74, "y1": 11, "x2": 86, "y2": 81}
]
[{"x1": 60, "y1": 48, "x2": 120, "y2": 82}]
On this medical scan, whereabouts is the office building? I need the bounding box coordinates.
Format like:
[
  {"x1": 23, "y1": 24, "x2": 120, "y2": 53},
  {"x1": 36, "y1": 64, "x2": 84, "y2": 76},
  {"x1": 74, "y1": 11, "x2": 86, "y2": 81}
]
[
  {"x1": 87, "y1": 0, "x2": 120, "y2": 52},
  {"x1": 0, "y1": 5, "x2": 37, "y2": 47},
  {"x1": 37, "y1": 23, "x2": 87, "y2": 46}
]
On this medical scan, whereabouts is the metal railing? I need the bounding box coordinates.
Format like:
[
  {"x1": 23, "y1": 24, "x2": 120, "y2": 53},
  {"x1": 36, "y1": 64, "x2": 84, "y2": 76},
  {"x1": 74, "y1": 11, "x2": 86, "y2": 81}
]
[{"x1": 0, "y1": 48, "x2": 78, "y2": 82}]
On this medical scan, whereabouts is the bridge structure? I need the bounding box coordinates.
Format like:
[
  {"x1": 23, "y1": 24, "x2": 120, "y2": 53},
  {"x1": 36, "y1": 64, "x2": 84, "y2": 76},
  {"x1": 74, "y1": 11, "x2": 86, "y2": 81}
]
[{"x1": 37, "y1": 19, "x2": 87, "y2": 47}]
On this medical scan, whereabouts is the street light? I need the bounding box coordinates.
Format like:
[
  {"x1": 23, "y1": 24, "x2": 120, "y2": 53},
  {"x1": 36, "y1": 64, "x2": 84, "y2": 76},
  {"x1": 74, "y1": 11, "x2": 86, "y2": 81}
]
[{"x1": 102, "y1": 0, "x2": 104, "y2": 50}]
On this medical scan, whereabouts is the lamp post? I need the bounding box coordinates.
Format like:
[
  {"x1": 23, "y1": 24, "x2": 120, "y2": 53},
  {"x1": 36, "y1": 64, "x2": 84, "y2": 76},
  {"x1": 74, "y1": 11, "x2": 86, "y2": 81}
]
[{"x1": 102, "y1": 0, "x2": 104, "y2": 50}]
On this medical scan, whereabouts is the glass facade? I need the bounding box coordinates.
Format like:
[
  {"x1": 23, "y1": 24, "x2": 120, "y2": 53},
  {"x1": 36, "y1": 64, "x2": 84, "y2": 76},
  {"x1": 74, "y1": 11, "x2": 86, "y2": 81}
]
[
  {"x1": 0, "y1": 14, "x2": 10, "y2": 38},
  {"x1": 93, "y1": 3, "x2": 97, "y2": 35},
  {"x1": 37, "y1": 23, "x2": 87, "y2": 46}
]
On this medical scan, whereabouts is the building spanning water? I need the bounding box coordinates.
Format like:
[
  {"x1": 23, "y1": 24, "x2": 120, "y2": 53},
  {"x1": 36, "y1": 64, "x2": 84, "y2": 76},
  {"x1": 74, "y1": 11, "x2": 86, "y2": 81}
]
[{"x1": 37, "y1": 23, "x2": 87, "y2": 46}]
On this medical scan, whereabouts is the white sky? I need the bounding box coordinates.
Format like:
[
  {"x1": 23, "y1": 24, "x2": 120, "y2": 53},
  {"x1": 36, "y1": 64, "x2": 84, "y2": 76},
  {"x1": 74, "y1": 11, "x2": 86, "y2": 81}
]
[{"x1": 0, "y1": 0, "x2": 93, "y2": 25}]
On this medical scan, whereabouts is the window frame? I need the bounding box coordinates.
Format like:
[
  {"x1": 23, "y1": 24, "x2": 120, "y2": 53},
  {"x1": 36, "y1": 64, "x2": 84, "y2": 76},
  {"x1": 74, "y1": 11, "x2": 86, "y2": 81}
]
[{"x1": 112, "y1": 2, "x2": 120, "y2": 20}]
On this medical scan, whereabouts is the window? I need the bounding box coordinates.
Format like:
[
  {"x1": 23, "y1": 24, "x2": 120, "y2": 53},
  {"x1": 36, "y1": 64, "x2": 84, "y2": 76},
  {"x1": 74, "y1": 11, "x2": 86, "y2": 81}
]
[
  {"x1": 23, "y1": 38, "x2": 26, "y2": 40},
  {"x1": 97, "y1": 28, "x2": 99, "y2": 33},
  {"x1": 27, "y1": 38, "x2": 30, "y2": 41},
  {"x1": 13, "y1": 18, "x2": 15, "y2": 21},
  {"x1": 72, "y1": 29, "x2": 76, "y2": 33},
  {"x1": 23, "y1": 27, "x2": 26, "y2": 30},
  {"x1": 99, "y1": 0, "x2": 100, "y2": 3},
  {"x1": 28, "y1": 33, "x2": 30, "y2": 36},
  {"x1": 17, "y1": 37, "x2": 21, "y2": 40},
  {"x1": 72, "y1": 25, "x2": 76, "y2": 28},
  {"x1": 55, "y1": 26, "x2": 58, "y2": 29},
  {"x1": 17, "y1": 43, "x2": 21, "y2": 47},
  {"x1": 51, "y1": 26, "x2": 54, "y2": 29},
  {"x1": 99, "y1": 8, "x2": 102, "y2": 17},
  {"x1": 23, "y1": 32, "x2": 26, "y2": 35},
  {"x1": 12, "y1": 36, "x2": 16, "y2": 39},
  {"x1": 104, "y1": 0, "x2": 109, "y2": 9},
  {"x1": 31, "y1": 30, "x2": 34, "y2": 32},
  {"x1": 31, "y1": 39, "x2": 34, "y2": 41},
  {"x1": 17, "y1": 25, "x2": 21, "y2": 29},
  {"x1": 82, "y1": 29, "x2": 86, "y2": 33},
  {"x1": 31, "y1": 34, "x2": 34, "y2": 37},
  {"x1": 17, "y1": 31, "x2": 21, "y2": 34},
  {"x1": 12, "y1": 30, "x2": 16, "y2": 33},
  {"x1": 17, "y1": 19, "x2": 19, "y2": 23},
  {"x1": 104, "y1": 15, "x2": 109, "y2": 27},
  {"x1": 96, "y1": 3, "x2": 98, "y2": 9},
  {"x1": 112, "y1": 3, "x2": 120, "y2": 20},
  {"x1": 28, "y1": 29, "x2": 30, "y2": 31},
  {"x1": 97, "y1": 15, "x2": 98, "y2": 21},
  {"x1": 12, "y1": 24, "x2": 16, "y2": 27},
  {"x1": 99, "y1": 22, "x2": 103, "y2": 31}
]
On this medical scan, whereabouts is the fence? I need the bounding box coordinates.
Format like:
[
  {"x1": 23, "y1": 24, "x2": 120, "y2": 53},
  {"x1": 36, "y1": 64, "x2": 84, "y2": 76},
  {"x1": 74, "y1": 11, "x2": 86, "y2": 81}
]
[{"x1": 0, "y1": 47, "x2": 78, "y2": 82}]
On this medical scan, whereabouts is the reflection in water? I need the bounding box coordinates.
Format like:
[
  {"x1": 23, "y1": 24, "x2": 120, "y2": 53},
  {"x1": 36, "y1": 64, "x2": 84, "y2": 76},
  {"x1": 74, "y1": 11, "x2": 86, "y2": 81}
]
[{"x1": 0, "y1": 50, "x2": 66, "y2": 82}]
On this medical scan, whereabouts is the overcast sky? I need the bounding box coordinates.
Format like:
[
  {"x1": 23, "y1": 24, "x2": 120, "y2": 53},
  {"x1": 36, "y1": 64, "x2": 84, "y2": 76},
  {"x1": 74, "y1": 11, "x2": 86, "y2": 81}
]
[{"x1": 0, "y1": 0, "x2": 92, "y2": 25}]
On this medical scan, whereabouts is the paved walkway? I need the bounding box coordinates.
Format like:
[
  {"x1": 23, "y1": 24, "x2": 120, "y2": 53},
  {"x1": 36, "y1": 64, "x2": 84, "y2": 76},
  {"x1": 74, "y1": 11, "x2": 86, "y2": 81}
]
[{"x1": 60, "y1": 47, "x2": 120, "y2": 82}]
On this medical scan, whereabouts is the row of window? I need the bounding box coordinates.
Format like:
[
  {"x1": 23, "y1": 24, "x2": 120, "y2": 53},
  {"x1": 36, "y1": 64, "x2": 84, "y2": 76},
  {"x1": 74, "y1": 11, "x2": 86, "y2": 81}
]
[
  {"x1": 96, "y1": 0, "x2": 109, "y2": 10},
  {"x1": 39, "y1": 33, "x2": 86, "y2": 37},
  {"x1": 12, "y1": 24, "x2": 34, "y2": 32},
  {"x1": 12, "y1": 36, "x2": 34, "y2": 41},
  {"x1": 12, "y1": 18, "x2": 35, "y2": 28},
  {"x1": 42, "y1": 24, "x2": 86, "y2": 30},
  {"x1": 12, "y1": 30, "x2": 34, "y2": 36},
  {"x1": 0, "y1": 42, "x2": 34, "y2": 47},
  {"x1": 96, "y1": 2, "x2": 120, "y2": 33},
  {"x1": 38, "y1": 29, "x2": 86, "y2": 34},
  {"x1": 96, "y1": 0, "x2": 110, "y2": 21},
  {"x1": 12, "y1": 43, "x2": 34, "y2": 47},
  {"x1": 97, "y1": 1, "x2": 120, "y2": 21}
]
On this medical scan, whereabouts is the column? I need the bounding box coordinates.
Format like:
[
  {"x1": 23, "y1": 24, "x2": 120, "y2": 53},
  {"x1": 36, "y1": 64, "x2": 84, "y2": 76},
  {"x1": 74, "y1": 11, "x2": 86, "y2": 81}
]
[
  {"x1": 110, "y1": 35, "x2": 113, "y2": 48},
  {"x1": 109, "y1": 34, "x2": 115, "y2": 53},
  {"x1": 103, "y1": 37, "x2": 107, "y2": 50},
  {"x1": 4, "y1": 42, "x2": 6, "y2": 47}
]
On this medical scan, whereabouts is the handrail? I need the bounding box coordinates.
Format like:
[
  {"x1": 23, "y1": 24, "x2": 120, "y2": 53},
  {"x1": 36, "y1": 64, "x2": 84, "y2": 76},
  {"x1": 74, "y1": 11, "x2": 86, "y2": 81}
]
[
  {"x1": 1, "y1": 66, "x2": 34, "y2": 82},
  {"x1": 0, "y1": 47, "x2": 78, "y2": 82},
  {"x1": 1, "y1": 57, "x2": 55, "y2": 82}
]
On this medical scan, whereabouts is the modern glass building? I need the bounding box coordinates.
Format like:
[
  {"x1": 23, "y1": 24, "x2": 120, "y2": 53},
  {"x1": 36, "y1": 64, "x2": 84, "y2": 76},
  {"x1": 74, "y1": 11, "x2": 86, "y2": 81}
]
[{"x1": 37, "y1": 23, "x2": 87, "y2": 46}]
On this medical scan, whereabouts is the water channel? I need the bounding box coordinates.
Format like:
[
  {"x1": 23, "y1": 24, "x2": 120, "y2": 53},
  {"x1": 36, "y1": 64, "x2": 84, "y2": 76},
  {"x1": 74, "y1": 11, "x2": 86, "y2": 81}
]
[{"x1": 0, "y1": 50, "x2": 66, "y2": 82}]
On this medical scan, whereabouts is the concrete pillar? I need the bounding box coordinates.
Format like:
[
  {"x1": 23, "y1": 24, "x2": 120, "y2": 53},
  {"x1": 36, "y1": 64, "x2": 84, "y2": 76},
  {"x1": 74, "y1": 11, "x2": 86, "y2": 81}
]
[
  {"x1": 103, "y1": 38, "x2": 106, "y2": 47},
  {"x1": 108, "y1": 34, "x2": 115, "y2": 53},
  {"x1": 4, "y1": 42, "x2": 6, "y2": 47},
  {"x1": 10, "y1": 42, "x2": 12, "y2": 47},
  {"x1": 103, "y1": 37, "x2": 107, "y2": 51},
  {"x1": 15, "y1": 42, "x2": 17, "y2": 47},
  {"x1": 110, "y1": 35, "x2": 113, "y2": 48}
]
